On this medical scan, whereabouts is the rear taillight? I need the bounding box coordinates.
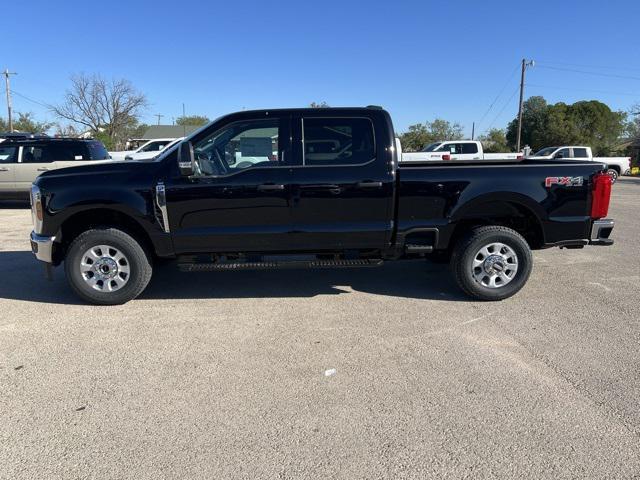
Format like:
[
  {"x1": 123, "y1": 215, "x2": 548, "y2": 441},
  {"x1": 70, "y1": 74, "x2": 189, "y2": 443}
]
[
  {"x1": 517, "y1": 155, "x2": 523, "y2": 160},
  {"x1": 591, "y1": 172, "x2": 612, "y2": 219},
  {"x1": 442, "y1": 154, "x2": 451, "y2": 161}
]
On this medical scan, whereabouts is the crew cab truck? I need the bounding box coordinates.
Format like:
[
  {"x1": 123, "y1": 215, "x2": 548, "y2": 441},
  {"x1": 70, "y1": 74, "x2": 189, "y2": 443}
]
[
  {"x1": 527, "y1": 146, "x2": 631, "y2": 183},
  {"x1": 401, "y1": 140, "x2": 521, "y2": 162},
  {"x1": 29, "y1": 107, "x2": 615, "y2": 305}
]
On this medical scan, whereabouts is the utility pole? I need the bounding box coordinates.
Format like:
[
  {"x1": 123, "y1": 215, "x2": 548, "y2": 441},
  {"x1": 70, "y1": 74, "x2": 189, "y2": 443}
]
[
  {"x1": 154, "y1": 113, "x2": 164, "y2": 125},
  {"x1": 3, "y1": 69, "x2": 17, "y2": 132},
  {"x1": 516, "y1": 58, "x2": 534, "y2": 152},
  {"x1": 471, "y1": 122, "x2": 475, "y2": 140}
]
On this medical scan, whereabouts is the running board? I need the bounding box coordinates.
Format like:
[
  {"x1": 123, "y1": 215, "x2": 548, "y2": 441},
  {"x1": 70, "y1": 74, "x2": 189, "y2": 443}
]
[
  {"x1": 179, "y1": 258, "x2": 384, "y2": 272},
  {"x1": 405, "y1": 244, "x2": 434, "y2": 253}
]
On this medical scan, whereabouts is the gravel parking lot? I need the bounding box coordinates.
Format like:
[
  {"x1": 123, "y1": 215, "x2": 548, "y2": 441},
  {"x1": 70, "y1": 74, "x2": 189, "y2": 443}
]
[{"x1": 1, "y1": 177, "x2": 639, "y2": 479}]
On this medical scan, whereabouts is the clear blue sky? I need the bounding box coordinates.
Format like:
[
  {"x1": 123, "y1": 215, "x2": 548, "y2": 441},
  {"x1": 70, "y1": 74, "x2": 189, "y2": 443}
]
[{"x1": 3, "y1": 0, "x2": 640, "y2": 136}]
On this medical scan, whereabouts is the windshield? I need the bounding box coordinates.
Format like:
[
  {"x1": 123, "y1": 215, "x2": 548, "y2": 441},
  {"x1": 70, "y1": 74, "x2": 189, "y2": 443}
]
[
  {"x1": 421, "y1": 142, "x2": 443, "y2": 152},
  {"x1": 533, "y1": 147, "x2": 558, "y2": 156}
]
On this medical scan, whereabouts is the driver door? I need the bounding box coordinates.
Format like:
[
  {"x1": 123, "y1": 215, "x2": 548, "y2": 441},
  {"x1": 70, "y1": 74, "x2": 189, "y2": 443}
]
[{"x1": 165, "y1": 114, "x2": 294, "y2": 254}]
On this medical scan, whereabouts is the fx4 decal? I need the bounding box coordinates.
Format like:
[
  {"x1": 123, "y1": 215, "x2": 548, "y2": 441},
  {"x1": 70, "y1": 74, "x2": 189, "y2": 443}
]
[{"x1": 545, "y1": 176, "x2": 584, "y2": 188}]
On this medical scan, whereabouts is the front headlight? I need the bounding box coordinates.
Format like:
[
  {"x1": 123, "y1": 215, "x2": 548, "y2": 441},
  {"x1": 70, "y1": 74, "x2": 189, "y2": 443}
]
[{"x1": 31, "y1": 185, "x2": 44, "y2": 234}]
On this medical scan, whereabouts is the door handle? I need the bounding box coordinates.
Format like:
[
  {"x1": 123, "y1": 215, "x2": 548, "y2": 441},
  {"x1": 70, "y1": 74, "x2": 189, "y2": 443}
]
[
  {"x1": 37, "y1": 167, "x2": 50, "y2": 171},
  {"x1": 257, "y1": 183, "x2": 285, "y2": 191},
  {"x1": 357, "y1": 181, "x2": 383, "y2": 188},
  {"x1": 0, "y1": 167, "x2": 9, "y2": 172}
]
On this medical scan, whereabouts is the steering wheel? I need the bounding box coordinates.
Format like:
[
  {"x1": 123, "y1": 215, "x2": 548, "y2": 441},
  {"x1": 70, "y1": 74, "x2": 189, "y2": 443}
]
[{"x1": 213, "y1": 147, "x2": 229, "y2": 175}]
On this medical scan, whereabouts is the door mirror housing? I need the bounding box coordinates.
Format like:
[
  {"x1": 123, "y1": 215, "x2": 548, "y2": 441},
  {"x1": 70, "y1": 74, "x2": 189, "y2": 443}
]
[{"x1": 178, "y1": 141, "x2": 195, "y2": 176}]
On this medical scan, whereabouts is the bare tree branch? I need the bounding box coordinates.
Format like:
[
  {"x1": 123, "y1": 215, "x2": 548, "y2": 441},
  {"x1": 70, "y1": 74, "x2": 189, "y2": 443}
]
[{"x1": 50, "y1": 73, "x2": 148, "y2": 148}]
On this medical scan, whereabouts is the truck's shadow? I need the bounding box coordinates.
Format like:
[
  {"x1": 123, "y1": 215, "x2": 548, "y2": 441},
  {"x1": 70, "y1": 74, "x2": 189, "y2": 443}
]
[{"x1": 0, "y1": 251, "x2": 469, "y2": 305}]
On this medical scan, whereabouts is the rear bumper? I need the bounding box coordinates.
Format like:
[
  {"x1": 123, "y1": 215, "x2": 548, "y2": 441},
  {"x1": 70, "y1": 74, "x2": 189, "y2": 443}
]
[
  {"x1": 30, "y1": 231, "x2": 56, "y2": 263},
  {"x1": 589, "y1": 219, "x2": 614, "y2": 246}
]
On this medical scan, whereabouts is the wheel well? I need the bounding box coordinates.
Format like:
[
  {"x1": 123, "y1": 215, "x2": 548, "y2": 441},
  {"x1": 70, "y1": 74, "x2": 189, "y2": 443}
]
[
  {"x1": 57, "y1": 209, "x2": 154, "y2": 261},
  {"x1": 607, "y1": 165, "x2": 621, "y2": 174},
  {"x1": 449, "y1": 202, "x2": 544, "y2": 250}
]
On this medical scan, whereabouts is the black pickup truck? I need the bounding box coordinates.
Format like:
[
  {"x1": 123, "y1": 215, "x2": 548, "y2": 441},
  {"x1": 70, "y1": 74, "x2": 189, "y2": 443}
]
[{"x1": 29, "y1": 107, "x2": 614, "y2": 305}]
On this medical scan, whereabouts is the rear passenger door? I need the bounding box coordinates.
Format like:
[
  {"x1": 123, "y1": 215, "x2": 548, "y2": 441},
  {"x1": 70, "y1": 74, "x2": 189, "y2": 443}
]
[
  {"x1": 15, "y1": 144, "x2": 54, "y2": 191},
  {"x1": 289, "y1": 114, "x2": 395, "y2": 250}
]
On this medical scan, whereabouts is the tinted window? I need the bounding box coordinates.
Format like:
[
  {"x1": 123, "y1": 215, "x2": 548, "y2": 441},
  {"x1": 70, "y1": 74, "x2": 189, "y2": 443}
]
[
  {"x1": 461, "y1": 143, "x2": 479, "y2": 154},
  {"x1": 193, "y1": 118, "x2": 282, "y2": 176},
  {"x1": 47, "y1": 142, "x2": 87, "y2": 160},
  {"x1": 533, "y1": 147, "x2": 558, "y2": 156},
  {"x1": 0, "y1": 145, "x2": 17, "y2": 163},
  {"x1": 87, "y1": 141, "x2": 109, "y2": 160},
  {"x1": 303, "y1": 117, "x2": 375, "y2": 166},
  {"x1": 573, "y1": 148, "x2": 588, "y2": 158},
  {"x1": 555, "y1": 148, "x2": 571, "y2": 159},
  {"x1": 21, "y1": 145, "x2": 54, "y2": 163}
]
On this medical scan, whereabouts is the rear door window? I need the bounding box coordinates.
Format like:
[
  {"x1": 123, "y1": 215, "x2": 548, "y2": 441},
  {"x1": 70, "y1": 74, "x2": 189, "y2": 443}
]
[
  {"x1": 461, "y1": 143, "x2": 479, "y2": 154},
  {"x1": 302, "y1": 117, "x2": 375, "y2": 166},
  {"x1": 572, "y1": 148, "x2": 588, "y2": 158},
  {"x1": 21, "y1": 145, "x2": 54, "y2": 163},
  {"x1": 86, "y1": 141, "x2": 110, "y2": 160}
]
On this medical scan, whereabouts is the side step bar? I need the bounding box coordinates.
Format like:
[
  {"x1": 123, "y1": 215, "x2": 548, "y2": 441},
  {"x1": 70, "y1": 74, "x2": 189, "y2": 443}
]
[{"x1": 179, "y1": 258, "x2": 384, "y2": 272}]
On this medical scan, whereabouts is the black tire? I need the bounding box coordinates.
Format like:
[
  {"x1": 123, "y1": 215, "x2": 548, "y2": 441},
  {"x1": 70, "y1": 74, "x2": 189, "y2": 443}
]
[
  {"x1": 64, "y1": 228, "x2": 152, "y2": 305},
  {"x1": 606, "y1": 168, "x2": 618, "y2": 184},
  {"x1": 451, "y1": 226, "x2": 532, "y2": 301}
]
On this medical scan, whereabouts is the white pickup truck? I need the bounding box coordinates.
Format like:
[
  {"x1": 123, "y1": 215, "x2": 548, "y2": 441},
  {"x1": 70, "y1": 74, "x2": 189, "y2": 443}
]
[
  {"x1": 526, "y1": 146, "x2": 631, "y2": 183},
  {"x1": 400, "y1": 140, "x2": 521, "y2": 162},
  {"x1": 109, "y1": 138, "x2": 182, "y2": 162}
]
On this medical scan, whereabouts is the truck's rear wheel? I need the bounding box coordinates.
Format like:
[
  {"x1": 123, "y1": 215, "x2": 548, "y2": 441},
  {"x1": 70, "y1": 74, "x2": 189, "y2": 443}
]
[
  {"x1": 606, "y1": 168, "x2": 618, "y2": 183},
  {"x1": 451, "y1": 226, "x2": 532, "y2": 301},
  {"x1": 64, "y1": 228, "x2": 152, "y2": 305}
]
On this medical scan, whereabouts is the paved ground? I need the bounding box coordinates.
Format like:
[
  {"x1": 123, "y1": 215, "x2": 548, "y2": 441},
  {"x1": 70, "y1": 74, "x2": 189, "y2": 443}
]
[{"x1": 1, "y1": 178, "x2": 639, "y2": 479}]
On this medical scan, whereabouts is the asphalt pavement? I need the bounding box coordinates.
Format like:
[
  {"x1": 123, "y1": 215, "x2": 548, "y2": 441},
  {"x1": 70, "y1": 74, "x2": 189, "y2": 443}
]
[{"x1": 1, "y1": 177, "x2": 639, "y2": 479}]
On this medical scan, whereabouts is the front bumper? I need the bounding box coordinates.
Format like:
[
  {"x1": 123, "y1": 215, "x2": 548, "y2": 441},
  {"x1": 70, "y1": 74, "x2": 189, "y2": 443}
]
[
  {"x1": 589, "y1": 219, "x2": 614, "y2": 246},
  {"x1": 30, "y1": 231, "x2": 56, "y2": 263}
]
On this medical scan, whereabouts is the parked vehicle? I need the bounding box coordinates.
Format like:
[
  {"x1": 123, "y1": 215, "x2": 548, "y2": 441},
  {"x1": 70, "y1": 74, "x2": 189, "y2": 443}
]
[
  {"x1": 401, "y1": 140, "x2": 521, "y2": 162},
  {"x1": 526, "y1": 146, "x2": 631, "y2": 183},
  {"x1": 109, "y1": 138, "x2": 182, "y2": 162},
  {"x1": 29, "y1": 107, "x2": 614, "y2": 305},
  {"x1": 0, "y1": 136, "x2": 112, "y2": 200}
]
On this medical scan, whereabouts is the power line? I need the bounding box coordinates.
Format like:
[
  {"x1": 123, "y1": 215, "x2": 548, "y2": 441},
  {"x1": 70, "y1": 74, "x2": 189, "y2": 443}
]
[
  {"x1": 11, "y1": 89, "x2": 50, "y2": 108},
  {"x1": 526, "y1": 83, "x2": 639, "y2": 97},
  {"x1": 536, "y1": 60, "x2": 640, "y2": 74},
  {"x1": 476, "y1": 63, "x2": 520, "y2": 130},
  {"x1": 536, "y1": 65, "x2": 640, "y2": 82},
  {"x1": 485, "y1": 85, "x2": 520, "y2": 133}
]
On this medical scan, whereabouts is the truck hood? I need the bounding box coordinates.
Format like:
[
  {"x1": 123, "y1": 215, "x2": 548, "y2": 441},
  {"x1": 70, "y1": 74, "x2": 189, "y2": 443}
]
[{"x1": 34, "y1": 159, "x2": 160, "y2": 187}]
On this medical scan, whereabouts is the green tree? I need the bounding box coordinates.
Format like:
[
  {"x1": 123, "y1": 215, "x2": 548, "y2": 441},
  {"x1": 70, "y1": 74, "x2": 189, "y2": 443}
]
[
  {"x1": 310, "y1": 101, "x2": 329, "y2": 108},
  {"x1": 506, "y1": 97, "x2": 626, "y2": 154},
  {"x1": 478, "y1": 128, "x2": 509, "y2": 153},
  {"x1": 398, "y1": 119, "x2": 464, "y2": 152},
  {"x1": 175, "y1": 115, "x2": 210, "y2": 126},
  {"x1": 0, "y1": 112, "x2": 53, "y2": 133}
]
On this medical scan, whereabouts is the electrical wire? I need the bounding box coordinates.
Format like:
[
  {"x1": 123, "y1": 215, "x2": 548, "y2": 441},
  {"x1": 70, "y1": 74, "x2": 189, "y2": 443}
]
[
  {"x1": 11, "y1": 90, "x2": 50, "y2": 108},
  {"x1": 536, "y1": 60, "x2": 640, "y2": 73},
  {"x1": 475, "y1": 63, "x2": 520, "y2": 131},
  {"x1": 536, "y1": 65, "x2": 640, "y2": 82},
  {"x1": 526, "y1": 83, "x2": 639, "y2": 97},
  {"x1": 484, "y1": 85, "x2": 520, "y2": 133}
]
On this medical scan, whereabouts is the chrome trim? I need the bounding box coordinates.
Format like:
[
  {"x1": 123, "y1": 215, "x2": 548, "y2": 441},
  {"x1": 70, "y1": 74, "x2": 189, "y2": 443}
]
[
  {"x1": 30, "y1": 231, "x2": 56, "y2": 263},
  {"x1": 590, "y1": 219, "x2": 614, "y2": 241},
  {"x1": 30, "y1": 184, "x2": 43, "y2": 234},
  {"x1": 155, "y1": 182, "x2": 170, "y2": 233}
]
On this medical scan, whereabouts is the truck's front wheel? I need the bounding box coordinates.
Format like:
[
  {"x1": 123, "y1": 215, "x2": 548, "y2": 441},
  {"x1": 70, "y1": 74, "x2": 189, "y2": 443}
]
[
  {"x1": 64, "y1": 228, "x2": 152, "y2": 305},
  {"x1": 451, "y1": 226, "x2": 532, "y2": 301}
]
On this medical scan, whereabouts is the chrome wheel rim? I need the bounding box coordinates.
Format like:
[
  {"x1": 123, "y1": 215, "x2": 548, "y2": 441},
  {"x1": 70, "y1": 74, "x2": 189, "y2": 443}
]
[
  {"x1": 80, "y1": 245, "x2": 130, "y2": 292},
  {"x1": 472, "y1": 242, "x2": 519, "y2": 289}
]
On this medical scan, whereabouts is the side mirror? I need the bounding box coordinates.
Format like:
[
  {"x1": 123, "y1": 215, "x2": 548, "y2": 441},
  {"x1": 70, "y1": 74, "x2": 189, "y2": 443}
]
[
  {"x1": 178, "y1": 141, "x2": 194, "y2": 176},
  {"x1": 554, "y1": 151, "x2": 564, "y2": 159}
]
